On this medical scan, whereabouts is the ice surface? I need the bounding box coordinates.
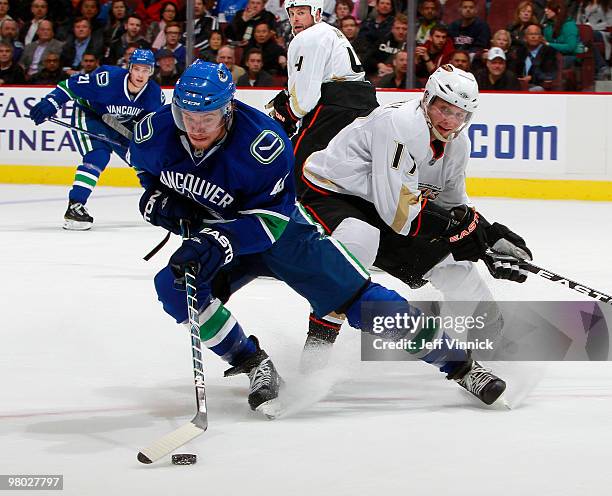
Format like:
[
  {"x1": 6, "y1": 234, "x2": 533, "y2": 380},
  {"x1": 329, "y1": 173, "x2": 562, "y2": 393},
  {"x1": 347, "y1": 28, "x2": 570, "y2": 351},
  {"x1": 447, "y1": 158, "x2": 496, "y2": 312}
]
[{"x1": 1, "y1": 185, "x2": 611, "y2": 496}]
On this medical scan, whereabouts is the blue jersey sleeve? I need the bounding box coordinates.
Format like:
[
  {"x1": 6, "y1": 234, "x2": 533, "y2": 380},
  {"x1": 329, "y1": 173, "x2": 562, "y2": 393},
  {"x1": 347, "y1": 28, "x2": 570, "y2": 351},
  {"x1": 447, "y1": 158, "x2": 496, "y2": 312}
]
[{"x1": 47, "y1": 66, "x2": 125, "y2": 108}]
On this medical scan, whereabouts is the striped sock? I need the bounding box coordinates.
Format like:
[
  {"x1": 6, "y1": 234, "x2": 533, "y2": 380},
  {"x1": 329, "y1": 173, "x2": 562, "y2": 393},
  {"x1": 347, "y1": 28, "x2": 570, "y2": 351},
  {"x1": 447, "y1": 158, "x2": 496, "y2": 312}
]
[
  {"x1": 69, "y1": 164, "x2": 101, "y2": 204},
  {"x1": 308, "y1": 312, "x2": 342, "y2": 343},
  {"x1": 197, "y1": 298, "x2": 256, "y2": 365}
]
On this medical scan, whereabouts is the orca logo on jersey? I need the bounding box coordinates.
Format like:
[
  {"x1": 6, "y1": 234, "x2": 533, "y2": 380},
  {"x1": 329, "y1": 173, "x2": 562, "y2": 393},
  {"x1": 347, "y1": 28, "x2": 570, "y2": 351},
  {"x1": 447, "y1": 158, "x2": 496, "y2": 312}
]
[{"x1": 250, "y1": 130, "x2": 285, "y2": 164}]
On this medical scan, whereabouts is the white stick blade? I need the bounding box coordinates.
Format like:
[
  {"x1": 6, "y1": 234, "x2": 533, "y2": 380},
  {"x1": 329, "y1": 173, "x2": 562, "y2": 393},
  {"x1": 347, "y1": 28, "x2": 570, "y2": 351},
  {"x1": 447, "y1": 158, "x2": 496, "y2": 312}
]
[{"x1": 137, "y1": 421, "x2": 205, "y2": 464}]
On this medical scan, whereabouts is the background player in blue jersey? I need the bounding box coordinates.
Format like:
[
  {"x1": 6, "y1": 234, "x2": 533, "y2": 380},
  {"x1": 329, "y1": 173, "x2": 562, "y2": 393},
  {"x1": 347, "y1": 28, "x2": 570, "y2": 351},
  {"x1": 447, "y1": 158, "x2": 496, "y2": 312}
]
[
  {"x1": 129, "y1": 61, "x2": 508, "y2": 416},
  {"x1": 29, "y1": 49, "x2": 165, "y2": 230}
]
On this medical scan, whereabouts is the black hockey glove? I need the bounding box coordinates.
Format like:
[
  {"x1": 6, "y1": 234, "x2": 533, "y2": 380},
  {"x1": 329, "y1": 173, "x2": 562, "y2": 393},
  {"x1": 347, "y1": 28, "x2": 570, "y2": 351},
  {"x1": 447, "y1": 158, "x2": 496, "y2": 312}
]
[
  {"x1": 482, "y1": 252, "x2": 529, "y2": 283},
  {"x1": 265, "y1": 90, "x2": 299, "y2": 135},
  {"x1": 139, "y1": 185, "x2": 201, "y2": 235},
  {"x1": 446, "y1": 205, "x2": 488, "y2": 262},
  {"x1": 169, "y1": 227, "x2": 235, "y2": 284}
]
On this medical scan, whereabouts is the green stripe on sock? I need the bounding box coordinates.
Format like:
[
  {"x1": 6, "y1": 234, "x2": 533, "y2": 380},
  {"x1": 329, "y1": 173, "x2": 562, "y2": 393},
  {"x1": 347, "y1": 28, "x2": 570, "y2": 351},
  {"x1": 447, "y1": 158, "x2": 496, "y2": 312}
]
[
  {"x1": 255, "y1": 212, "x2": 288, "y2": 241},
  {"x1": 75, "y1": 173, "x2": 97, "y2": 187},
  {"x1": 406, "y1": 323, "x2": 439, "y2": 355},
  {"x1": 199, "y1": 304, "x2": 231, "y2": 342}
]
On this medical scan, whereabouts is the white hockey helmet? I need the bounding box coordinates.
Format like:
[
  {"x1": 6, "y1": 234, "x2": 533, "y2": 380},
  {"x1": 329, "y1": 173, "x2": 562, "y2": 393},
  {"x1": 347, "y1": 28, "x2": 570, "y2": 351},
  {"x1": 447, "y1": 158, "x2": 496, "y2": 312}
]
[
  {"x1": 422, "y1": 64, "x2": 479, "y2": 142},
  {"x1": 285, "y1": 0, "x2": 325, "y2": 22}
]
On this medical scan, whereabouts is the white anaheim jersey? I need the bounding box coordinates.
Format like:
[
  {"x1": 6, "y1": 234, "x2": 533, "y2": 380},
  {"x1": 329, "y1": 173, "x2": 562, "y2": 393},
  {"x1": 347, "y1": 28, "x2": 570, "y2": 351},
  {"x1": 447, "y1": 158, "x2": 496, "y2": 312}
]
[
  {"x1": 303, "y1": 99, "x2": 471, "y2": 235},
  {"x1": 287, "y1": 22, "x2": 366, "y2": 118}
]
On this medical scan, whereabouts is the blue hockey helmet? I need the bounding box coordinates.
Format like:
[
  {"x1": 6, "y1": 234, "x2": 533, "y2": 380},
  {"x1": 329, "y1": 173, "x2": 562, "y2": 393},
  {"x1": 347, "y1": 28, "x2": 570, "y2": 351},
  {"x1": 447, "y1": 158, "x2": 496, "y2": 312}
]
[
  {"x1": 172, "y1": 61, "x2": 236, "y2": 135},
  {"x1": 129, "y1": 48, "x2": 155, "y2": 73}
]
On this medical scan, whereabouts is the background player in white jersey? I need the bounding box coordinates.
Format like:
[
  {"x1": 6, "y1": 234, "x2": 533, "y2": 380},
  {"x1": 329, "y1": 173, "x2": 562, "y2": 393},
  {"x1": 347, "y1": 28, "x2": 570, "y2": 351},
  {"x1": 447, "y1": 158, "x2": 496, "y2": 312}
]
[
  {"x1": 299, "y1": 65, "x2": 533, "y2": 356},
  {"x1": 265, "y1": 0, "x2": 378, "y2": 197}
]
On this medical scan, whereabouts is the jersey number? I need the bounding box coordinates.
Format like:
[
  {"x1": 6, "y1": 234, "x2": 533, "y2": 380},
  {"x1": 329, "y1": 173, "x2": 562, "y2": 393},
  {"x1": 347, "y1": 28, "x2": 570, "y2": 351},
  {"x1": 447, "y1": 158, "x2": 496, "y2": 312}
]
[
  {"x1": 346, "y1": 47, "x2": 363, "y2": 73},
  {"x1": 295, "y1": 56, "x2": 304, "y2": 72}
]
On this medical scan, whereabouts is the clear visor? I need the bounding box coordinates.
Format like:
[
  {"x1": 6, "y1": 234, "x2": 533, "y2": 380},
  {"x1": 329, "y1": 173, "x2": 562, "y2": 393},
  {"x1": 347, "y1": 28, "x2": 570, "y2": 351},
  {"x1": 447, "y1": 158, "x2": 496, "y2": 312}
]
[
  {"x1": 172, "y1": 103, "x2": 227, "y2": 135},
  {"x1": 425, "y1": 98, "x2": 473, "y2": 140}
]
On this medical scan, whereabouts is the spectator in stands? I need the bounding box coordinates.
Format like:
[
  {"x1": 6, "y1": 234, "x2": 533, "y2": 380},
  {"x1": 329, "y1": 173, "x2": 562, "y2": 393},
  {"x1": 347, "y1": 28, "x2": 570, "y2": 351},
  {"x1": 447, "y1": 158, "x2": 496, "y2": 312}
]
[
  {"x1": 415, "y1": 24, "x2": 454, "y2": 78},
  {"x1": 515, "y1": 22, "x2": 558, "y2": 90},
  {"x1": 543, "y1": 0, "x2": 583, "y2": 70},
  {"x1": 475, "y1": 46, "x2": 521, "y2": 90},
  {"x1": 160, "y1": 21, "x2": 185, "y2": 70},
  {"x1": 365, "y1": 12, "x2": 407, "y2": 78},
  {"x1": 107, "y1": 14, "x2": 150, "y2": 65},
  {"x1": 198, "y1": 29, "x2": 223, "y2": 62},
  {"x1": 378, "y1": 49, "x2": 407, "y2": 88},
  {"x1": 359, "y1": 0, "x2": 395, "y2": 45},
  {"x1": 508, "y1": 1, "x2": 539, "y2": 47},
  {"x1": 60, "y1": 17, "x2": 104, "y2": 73},
  {"x1": 153, "y1": 48, "x2": 180, "y2": 85},
  {"x1": 242, "y1": 21, "x2": 286, "y2": 75},
  {"x1": 0, "y1": 0, "x2": 12, "y2": 27},
  {"x1": 0, "y1": 40, "x2": 25, "y2": 84},
  {"x1": 77, "y1": 50, "x2": 99, "y2": 74},
  {"x1": 78, "y1": 0, "x2": 104, "y2": 36},
  {"x1": 416, "y1": 0, "x2": 441, "y2": 45},
  {"x1": 182, "y1": 0, "x2": 218, "y2": 52},
  {"x1": 104, "y1": 0, "x2": 129, "y2": 47},
  {"x1": 474, "y1": 29, "x2": 519, "y2": 74},
  {"x1": 216, "y1": 44, "x2": 246, "y2": 81},
  {"x1": 19, "y1": 19, "x2": 63, "y2": 79},
  {"x1": 448, "y1": 48, "x2": 471, "y2": 71},
  {"x1": 225, "y1": 0, "x2": 275, "y2": 46},
  {"x1": 21, "y1": 0, "x2": 49, "y2": 45},
  {"x1": 30, "y1": 50, "x2": 68, "y2": 83},
  {"x1": 331, "y1": 0, "x2": 354, "y2": 27},
  {"x1": 147, "y1": 1, "x2": 178, "y2": 49},
  {"x1": 340, "y1": 15, "x2": 370, "y2": 63},
  {"x1": 236, "y1": 47, "x2": 274, "y2": 86},
  {"x1": 117, "y1": 42, "x2": 138, "y2": 69},
  {"x1": 0, "y1": 19, "x2": 23, "y2": 62},
  {"x1": 447, "y1": 0, "x2": 491, "y2": 55},
  {"x1": 576, "y1": 0, "x2": 612, "y2": 78}
]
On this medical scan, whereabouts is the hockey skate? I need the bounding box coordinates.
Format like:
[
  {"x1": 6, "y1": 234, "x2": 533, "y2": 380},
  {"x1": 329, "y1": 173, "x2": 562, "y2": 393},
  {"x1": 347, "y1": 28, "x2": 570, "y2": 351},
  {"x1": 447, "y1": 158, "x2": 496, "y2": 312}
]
[
  {"x1": 447, "y1": 353, "x2": 506, "y2": 405},
  {"x1": 224, "y1": 336, "x2": 283, "y2": 418},
  {"x1": 63, "y1": 201, "x2": 93, "y2": 230}
]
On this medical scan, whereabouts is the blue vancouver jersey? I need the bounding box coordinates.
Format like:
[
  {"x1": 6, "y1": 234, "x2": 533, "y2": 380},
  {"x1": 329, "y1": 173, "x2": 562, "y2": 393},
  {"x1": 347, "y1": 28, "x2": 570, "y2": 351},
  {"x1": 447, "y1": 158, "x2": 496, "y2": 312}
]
[
  {"x1": 128, "y1": 101, "x2": 296, "y2": 256},
  {"x1": 48, "y1": 65, "x2": 165, "y2": 126}
]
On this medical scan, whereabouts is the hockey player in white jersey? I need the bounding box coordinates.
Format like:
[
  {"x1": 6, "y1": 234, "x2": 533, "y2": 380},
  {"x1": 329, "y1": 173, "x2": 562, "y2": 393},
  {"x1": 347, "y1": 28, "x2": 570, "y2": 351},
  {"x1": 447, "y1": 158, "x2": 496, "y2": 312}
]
[
  {"x1": 265, "y1": 0, "x2": 378, "y2": 197},
  {"x1": 299, "y1": 65, "x2": 533, "y2": 365}
]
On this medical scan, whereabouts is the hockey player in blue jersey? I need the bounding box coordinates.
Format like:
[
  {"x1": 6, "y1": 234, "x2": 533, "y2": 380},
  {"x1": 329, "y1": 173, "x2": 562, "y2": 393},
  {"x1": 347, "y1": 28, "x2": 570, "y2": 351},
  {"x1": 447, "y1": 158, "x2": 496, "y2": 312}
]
[
  {"x1": 29, "y1": 49, "x2": 165, "y2": 230},
  {"x1": 129, "y1": 60, "x2": 507, "y2": 415}
]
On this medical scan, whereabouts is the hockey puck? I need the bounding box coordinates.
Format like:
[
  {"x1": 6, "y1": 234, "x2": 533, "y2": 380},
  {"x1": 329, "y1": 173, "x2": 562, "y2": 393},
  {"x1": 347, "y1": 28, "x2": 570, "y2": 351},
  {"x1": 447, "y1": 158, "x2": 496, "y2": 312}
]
[{"x1": 172, "y1": 453, "x2": 197, "y2": 465}]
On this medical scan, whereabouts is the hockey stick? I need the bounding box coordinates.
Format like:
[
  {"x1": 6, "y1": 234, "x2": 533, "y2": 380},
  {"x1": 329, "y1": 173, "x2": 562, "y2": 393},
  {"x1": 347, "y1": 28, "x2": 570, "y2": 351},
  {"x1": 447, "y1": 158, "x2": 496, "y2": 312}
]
[
  {"x1": 101, "y1": 113, "x2": 134, "y2": 140},
  {"x1": 48, "y1": 117, "x2": 127, "y2": 148},
  {"x1": 137, "y1": 220, "x2": 208, "y2": 464},
  {"x1": 485, "y1": 251, "x2": 612, "y2": 305},
  {"x1": 523, "y1": 261, "x2": 612, "y2": 305}
]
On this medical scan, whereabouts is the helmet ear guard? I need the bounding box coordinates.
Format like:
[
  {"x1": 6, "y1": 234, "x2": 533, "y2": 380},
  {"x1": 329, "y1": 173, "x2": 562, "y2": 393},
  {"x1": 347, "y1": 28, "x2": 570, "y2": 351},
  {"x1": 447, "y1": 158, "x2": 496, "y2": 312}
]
[{"x1": 421, "y1": 64, "x2": 479, "y2": 142}]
